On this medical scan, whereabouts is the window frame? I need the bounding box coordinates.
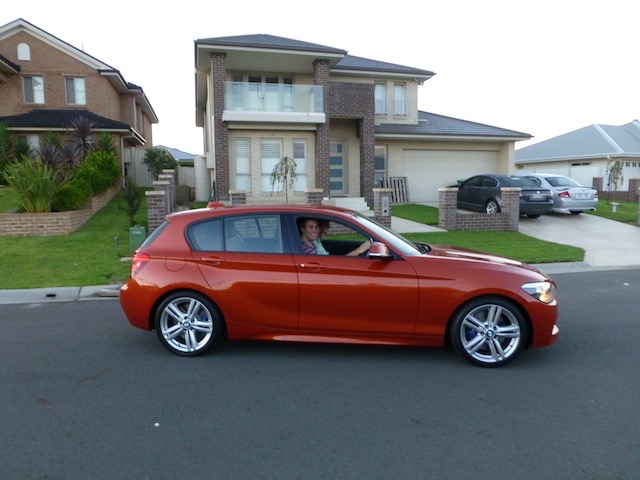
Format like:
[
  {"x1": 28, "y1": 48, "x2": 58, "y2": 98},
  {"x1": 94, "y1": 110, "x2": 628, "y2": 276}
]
[
  {"x1": 65, "y1": 77, "x2": 86, "y2": 105},
  {"x1": 374, "y1": 82, "x2": 387, "y2": 115},
  {"x1": 393, "y1": 83, "x2": 407, "y2": 116},
  {"x1": 23, "y1": 76, "x2": 44, "y2": 104}
]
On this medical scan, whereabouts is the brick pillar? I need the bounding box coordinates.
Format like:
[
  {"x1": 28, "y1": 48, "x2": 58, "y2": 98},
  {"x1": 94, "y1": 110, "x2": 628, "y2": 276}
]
[
  {"x1": 314, "y1": 59, "x2": 330, "y2": 197},
  {"x1": 146, "y1": 190, "x2": 167, "y2": 233},
  {"x1": 159, "y1": 169, "x2": 176, "y2": 212},
  {"x1": 212, "y1": 52, "x2": 230, "y2": 201},
  {"x1": 229, "y1": 190, "x2": 247, "y2": 205},
  {"x1": 438, "y1": 188, "x2": 458, "y2": 230},
  {"x1": 153, "y1": 180, "x2": 171, "y2": 215},
  {"x1": 305, "y1": 188, "x2": 324, "y2": 205},
  {"x1": 373, "y1": 188, "x2": 392, "y2": 228},
  {"x1": 628, "y1": 178, "x2": 640, "y2": 203},
  {"x1": 501, "y1": 187, "x2": 520, "y2": 231}
]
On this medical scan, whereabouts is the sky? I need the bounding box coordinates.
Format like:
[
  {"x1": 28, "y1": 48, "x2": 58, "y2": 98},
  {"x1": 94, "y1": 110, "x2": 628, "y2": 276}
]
[{"x1": 2, "y1": 0, "x2": 638, "y2": 155}]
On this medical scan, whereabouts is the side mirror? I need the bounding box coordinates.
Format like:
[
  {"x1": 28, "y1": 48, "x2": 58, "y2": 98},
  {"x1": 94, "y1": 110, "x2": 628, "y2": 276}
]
[{"x1": 367, "y1": 242, "x2": 392, "y2": 260}]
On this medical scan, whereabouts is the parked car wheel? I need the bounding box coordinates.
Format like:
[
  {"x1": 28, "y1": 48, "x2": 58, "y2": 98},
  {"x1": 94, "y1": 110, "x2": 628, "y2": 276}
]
[
  {"x1": 449, "y1": 296, "x2": 527, "y2": 367},
  {"x1": 485, "y1": 199, "x2": 500, "y2": 214},
  {"x1": 526, "y1": 214, "x2": 541, "y2": 218},
  {"x1": 155, "y1": 291, "x2": 224, "y2": 356},
  {"x1": 570, "y1": 211, "x2": 582, "y2": 215}
]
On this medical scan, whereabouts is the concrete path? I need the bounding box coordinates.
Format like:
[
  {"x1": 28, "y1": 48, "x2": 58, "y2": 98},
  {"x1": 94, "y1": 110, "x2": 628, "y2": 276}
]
[{"x1": 518, "y1": 212, "x2": 640, "y2": 269}]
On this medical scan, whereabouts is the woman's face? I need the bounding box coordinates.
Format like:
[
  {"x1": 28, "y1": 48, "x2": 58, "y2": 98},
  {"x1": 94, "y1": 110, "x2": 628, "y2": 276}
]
[{"x1": 300, "y1": 219, "x2": 320, "y2": 242}]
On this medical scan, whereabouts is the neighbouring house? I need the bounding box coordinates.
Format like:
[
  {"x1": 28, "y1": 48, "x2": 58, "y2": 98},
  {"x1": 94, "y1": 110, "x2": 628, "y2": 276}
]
[
  {"x1": 516, "y1": 120, "x2": 640, "y2": 192},
  {"x1": 0, "y1": 18, "x2": 158, "y2": 185},
  {"x1": 156, "y1": 145, "x2": 196, "y2": 190},
  {"x1": 194, "y1": 34, "x2": 531, "y2": 207}
]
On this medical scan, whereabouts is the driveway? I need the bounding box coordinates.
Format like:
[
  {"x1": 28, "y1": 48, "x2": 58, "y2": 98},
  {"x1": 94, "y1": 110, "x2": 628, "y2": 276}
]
[{"x1": 519, "y1": 212, "x2": 640, "y2": 268}]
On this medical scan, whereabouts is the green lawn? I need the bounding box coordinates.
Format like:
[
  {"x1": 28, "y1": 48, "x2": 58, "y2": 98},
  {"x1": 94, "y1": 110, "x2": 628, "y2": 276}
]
[
  {"x1": 587, "y1": 199, "x2": 638, "y2": 223},
  {"x1": 0, "y1": 192, "x2": 147, "y2": 289}
]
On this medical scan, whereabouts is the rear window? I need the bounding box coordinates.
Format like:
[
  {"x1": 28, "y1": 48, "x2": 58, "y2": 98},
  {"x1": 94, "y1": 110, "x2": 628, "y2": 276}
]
[{"x1": 510, "y1": 176, "x2": 538, "y2": 188}]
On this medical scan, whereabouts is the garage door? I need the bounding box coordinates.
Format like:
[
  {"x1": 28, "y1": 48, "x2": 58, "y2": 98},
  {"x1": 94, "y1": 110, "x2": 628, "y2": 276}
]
[{"x1": 403, "y1": 150, "x2": 498, "y2": 203}]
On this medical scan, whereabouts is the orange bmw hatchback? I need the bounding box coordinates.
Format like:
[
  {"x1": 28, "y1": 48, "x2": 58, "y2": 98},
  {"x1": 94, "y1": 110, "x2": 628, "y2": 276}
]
[{"x1": 120, "y1": 204, "x2": 559, "y2": 367}]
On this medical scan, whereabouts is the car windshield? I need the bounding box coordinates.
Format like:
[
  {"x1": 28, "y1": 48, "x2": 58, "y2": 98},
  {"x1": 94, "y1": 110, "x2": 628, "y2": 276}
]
[
  {"x1": 510, "y1": 176, "x2": 539, "y2": 188},
  {"x1": 545, "y1": 176, "x2": 582, "y2": 187},
  {"x1": 351, "y1": 213, "x2": 425, "y2": 255}
]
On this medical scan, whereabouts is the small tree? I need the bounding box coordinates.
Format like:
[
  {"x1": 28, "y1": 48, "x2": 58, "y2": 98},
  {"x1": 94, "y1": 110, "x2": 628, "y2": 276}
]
[
  {"x1": 142, "y1": 147, "x2": 177, "y2": 180},
  {"x1": 270, "y1": 156, "x2": 297, "y2": 203},
  {"x1": 119, "y1": 176, "x2": 144, "y2": 227},
  {"x1": 606, "y1": 159, "x2": 624, "y2": 203}
]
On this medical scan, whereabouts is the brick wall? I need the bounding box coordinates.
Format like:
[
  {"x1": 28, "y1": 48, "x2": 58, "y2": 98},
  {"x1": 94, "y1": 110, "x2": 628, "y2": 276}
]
[
  {"x1": 0, "y1": 186, "x2": 119, "y2": 236},
  {"x1": 212, "y1": 52, "x2": 230, "y2": 201},
  {"x1": 326, "y1": 81, "x2": 376, "y2": 207},
  {"x1": 314, "y1": 59, "x2": 330, "y2": 198},
  {"x1": 438, "y1": 187, "x2": 520, "y2": 231}
]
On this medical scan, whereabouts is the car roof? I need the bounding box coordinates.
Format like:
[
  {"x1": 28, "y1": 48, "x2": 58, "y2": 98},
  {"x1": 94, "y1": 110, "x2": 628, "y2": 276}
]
[{"x1": 165, "y1": 203, "x2": 358, "y2": 222}]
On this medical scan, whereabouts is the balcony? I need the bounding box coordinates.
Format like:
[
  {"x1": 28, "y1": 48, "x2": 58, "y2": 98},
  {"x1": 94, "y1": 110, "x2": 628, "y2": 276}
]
[{"x1": 223, "y1": 82, "x2": 325, "y2": 124}]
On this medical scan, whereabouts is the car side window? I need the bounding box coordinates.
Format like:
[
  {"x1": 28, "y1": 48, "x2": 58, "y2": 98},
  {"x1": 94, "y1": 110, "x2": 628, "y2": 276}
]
[
  {"x1": 224, "y1": 215, "x2": 283, "y2": 254},
  {"x1": 481, "y1": 177, "x2": 497, "y2": 187},
  {"x1": 187, "y1": 219, "x2": 223, "y2": 251}
]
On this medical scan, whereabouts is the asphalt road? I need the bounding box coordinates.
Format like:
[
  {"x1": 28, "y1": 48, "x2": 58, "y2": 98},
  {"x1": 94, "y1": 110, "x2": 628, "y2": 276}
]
[{"x1": 2, "y1": 269, "x2": 639, "y2": 480}]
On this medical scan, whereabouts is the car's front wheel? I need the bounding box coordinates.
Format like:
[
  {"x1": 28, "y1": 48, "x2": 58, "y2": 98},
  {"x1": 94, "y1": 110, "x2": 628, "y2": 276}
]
[
  {"x1": 155, "y1": 291, "x2": 224, "y2": 356},
  {"x1": 485, "y1": 199, "x2": 500, "y2": 214},
  {"x1": 449, "y1": 296, "x2": 527, "y2": 367}
]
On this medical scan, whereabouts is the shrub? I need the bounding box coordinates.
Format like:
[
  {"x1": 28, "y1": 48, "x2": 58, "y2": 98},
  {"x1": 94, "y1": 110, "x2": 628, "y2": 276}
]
[
  {"x1": 2, "y1": 156, "x2": 59, "y2": 212},
  {"x1": 52, "y1": 175, "x2": 92, "y2": 211},
  {"x1": 119, "y1": 176, "x2": 143, "y2": 227},
  {"x1": 76, "y1": 150, "x2": 120, "y2": 195}
]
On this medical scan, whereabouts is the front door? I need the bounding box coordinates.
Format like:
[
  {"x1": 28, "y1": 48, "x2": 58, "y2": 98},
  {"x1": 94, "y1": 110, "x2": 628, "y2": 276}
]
[{"x1": 330, "y1": 141, "x2": 347, "y2": 195}]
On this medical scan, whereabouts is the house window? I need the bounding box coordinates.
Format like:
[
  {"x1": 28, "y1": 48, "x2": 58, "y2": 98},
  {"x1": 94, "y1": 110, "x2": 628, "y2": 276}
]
[
  {"x1": 261, "y1": 139, "x2": 283, "y2": 192},
  {"x1": 293, "y1": 140, "x2": 308, "y2": 191},
  {"x1": 65, "y1": 78, "x2": 86, "y2": 105},
  {"x1": 235, "y1": 138, "x2": 251, "y2": 192},
  {"x1": 17, "y1": 43, "x2": 30, "y2": 61},
  {"x1": 375, "y1": 83, "x2": 387, "y2": 114},
  {"x1": 17, "y1": 134, "x2": 40, "y2": 154},
  {"x1": 23, "y1": 76, "x2": 44, "y2": 104},
  {"x1": 393, "y1": 83, "x2": 407, "y2": 115},
  {"x1": 374, "y1": 146, "x2": 387, "y2": 185}
]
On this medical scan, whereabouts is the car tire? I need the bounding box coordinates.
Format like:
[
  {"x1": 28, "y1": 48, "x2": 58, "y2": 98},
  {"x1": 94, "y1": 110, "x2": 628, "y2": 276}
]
[
  {"x1": 570, "y1": 211, "x2": 582, "y2": 215},
  {"x1": 449, "y1": 296, "x2": 527, "y2": 368},
  {"x1": 155, "y1": 291, "x2": 224, "y2": 356},
  {"x1": 526, "y1": 214, "x2": 541, "y2": 218},
  {"x1": 485, "y1": 199, "x2": 500, "y2": 214}
]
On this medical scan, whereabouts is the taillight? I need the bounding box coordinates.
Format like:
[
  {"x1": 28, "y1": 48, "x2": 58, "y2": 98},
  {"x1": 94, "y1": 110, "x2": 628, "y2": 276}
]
[
  {"x1": 131, "y1": 253, "x2": 150, "y2": 277},
  {"x1": 558, "y1": 191, "x2": 570, "y2": 198},
  {"x1": 594, "y1": 191, "x2": 599, "y2": 199}
]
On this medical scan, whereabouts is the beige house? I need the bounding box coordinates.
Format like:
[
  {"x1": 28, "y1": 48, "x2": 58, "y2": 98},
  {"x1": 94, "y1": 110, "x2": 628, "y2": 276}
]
[
  {"x1": 195, "y1": 34, "x2": 531, "y2": 207},
  {"x1": 0, "y1": 18, "x2": 158, "y2": 183}
]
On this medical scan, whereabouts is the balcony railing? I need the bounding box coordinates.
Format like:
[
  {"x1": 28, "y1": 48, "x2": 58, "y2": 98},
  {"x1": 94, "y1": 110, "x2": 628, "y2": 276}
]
[{"x1": 224, "y1": 82, "x2": 324, "y2": 114}]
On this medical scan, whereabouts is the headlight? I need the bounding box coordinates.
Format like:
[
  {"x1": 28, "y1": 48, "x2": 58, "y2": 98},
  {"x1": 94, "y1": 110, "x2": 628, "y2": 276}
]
[{"x1": 522, "y1": 281, "x2": 556, "y2": 304}]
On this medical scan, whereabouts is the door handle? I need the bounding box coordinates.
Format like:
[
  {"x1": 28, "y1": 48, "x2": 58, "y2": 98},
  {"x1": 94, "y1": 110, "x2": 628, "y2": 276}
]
[
  {"x1": 199, "y1": 256, "x2": 226, "y2": 264},
  {"x1": 299, "y1": 262, "x2": 327, "y2": 270}
]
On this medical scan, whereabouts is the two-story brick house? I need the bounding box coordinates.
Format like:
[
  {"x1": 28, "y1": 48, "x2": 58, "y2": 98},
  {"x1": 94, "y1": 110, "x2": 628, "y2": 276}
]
[
  {"x1": 0, "y1": 18, "x2": 158, "y2": 183},
  {"x1": 195, "y1": 34, "x2": 531, "y2": 207}
]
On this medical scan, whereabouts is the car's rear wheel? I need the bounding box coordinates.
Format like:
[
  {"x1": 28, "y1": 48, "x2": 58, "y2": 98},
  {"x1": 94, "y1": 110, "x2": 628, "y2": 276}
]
[
  {"x1": 570, "y1": 211, "x2": 582, "y2": 215},
  {"x1": 526, "y1": 214, "x2": 541, "y2": 218},
  {"x1": 155, "y1": 291, "x2": 223, "y2": 356},
  {"x1": 449, "y1": 296, "x2": 527, "y2": 367},
  {"x1": 485, "y1": 199, "x2": 500, "y2": 214}
]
